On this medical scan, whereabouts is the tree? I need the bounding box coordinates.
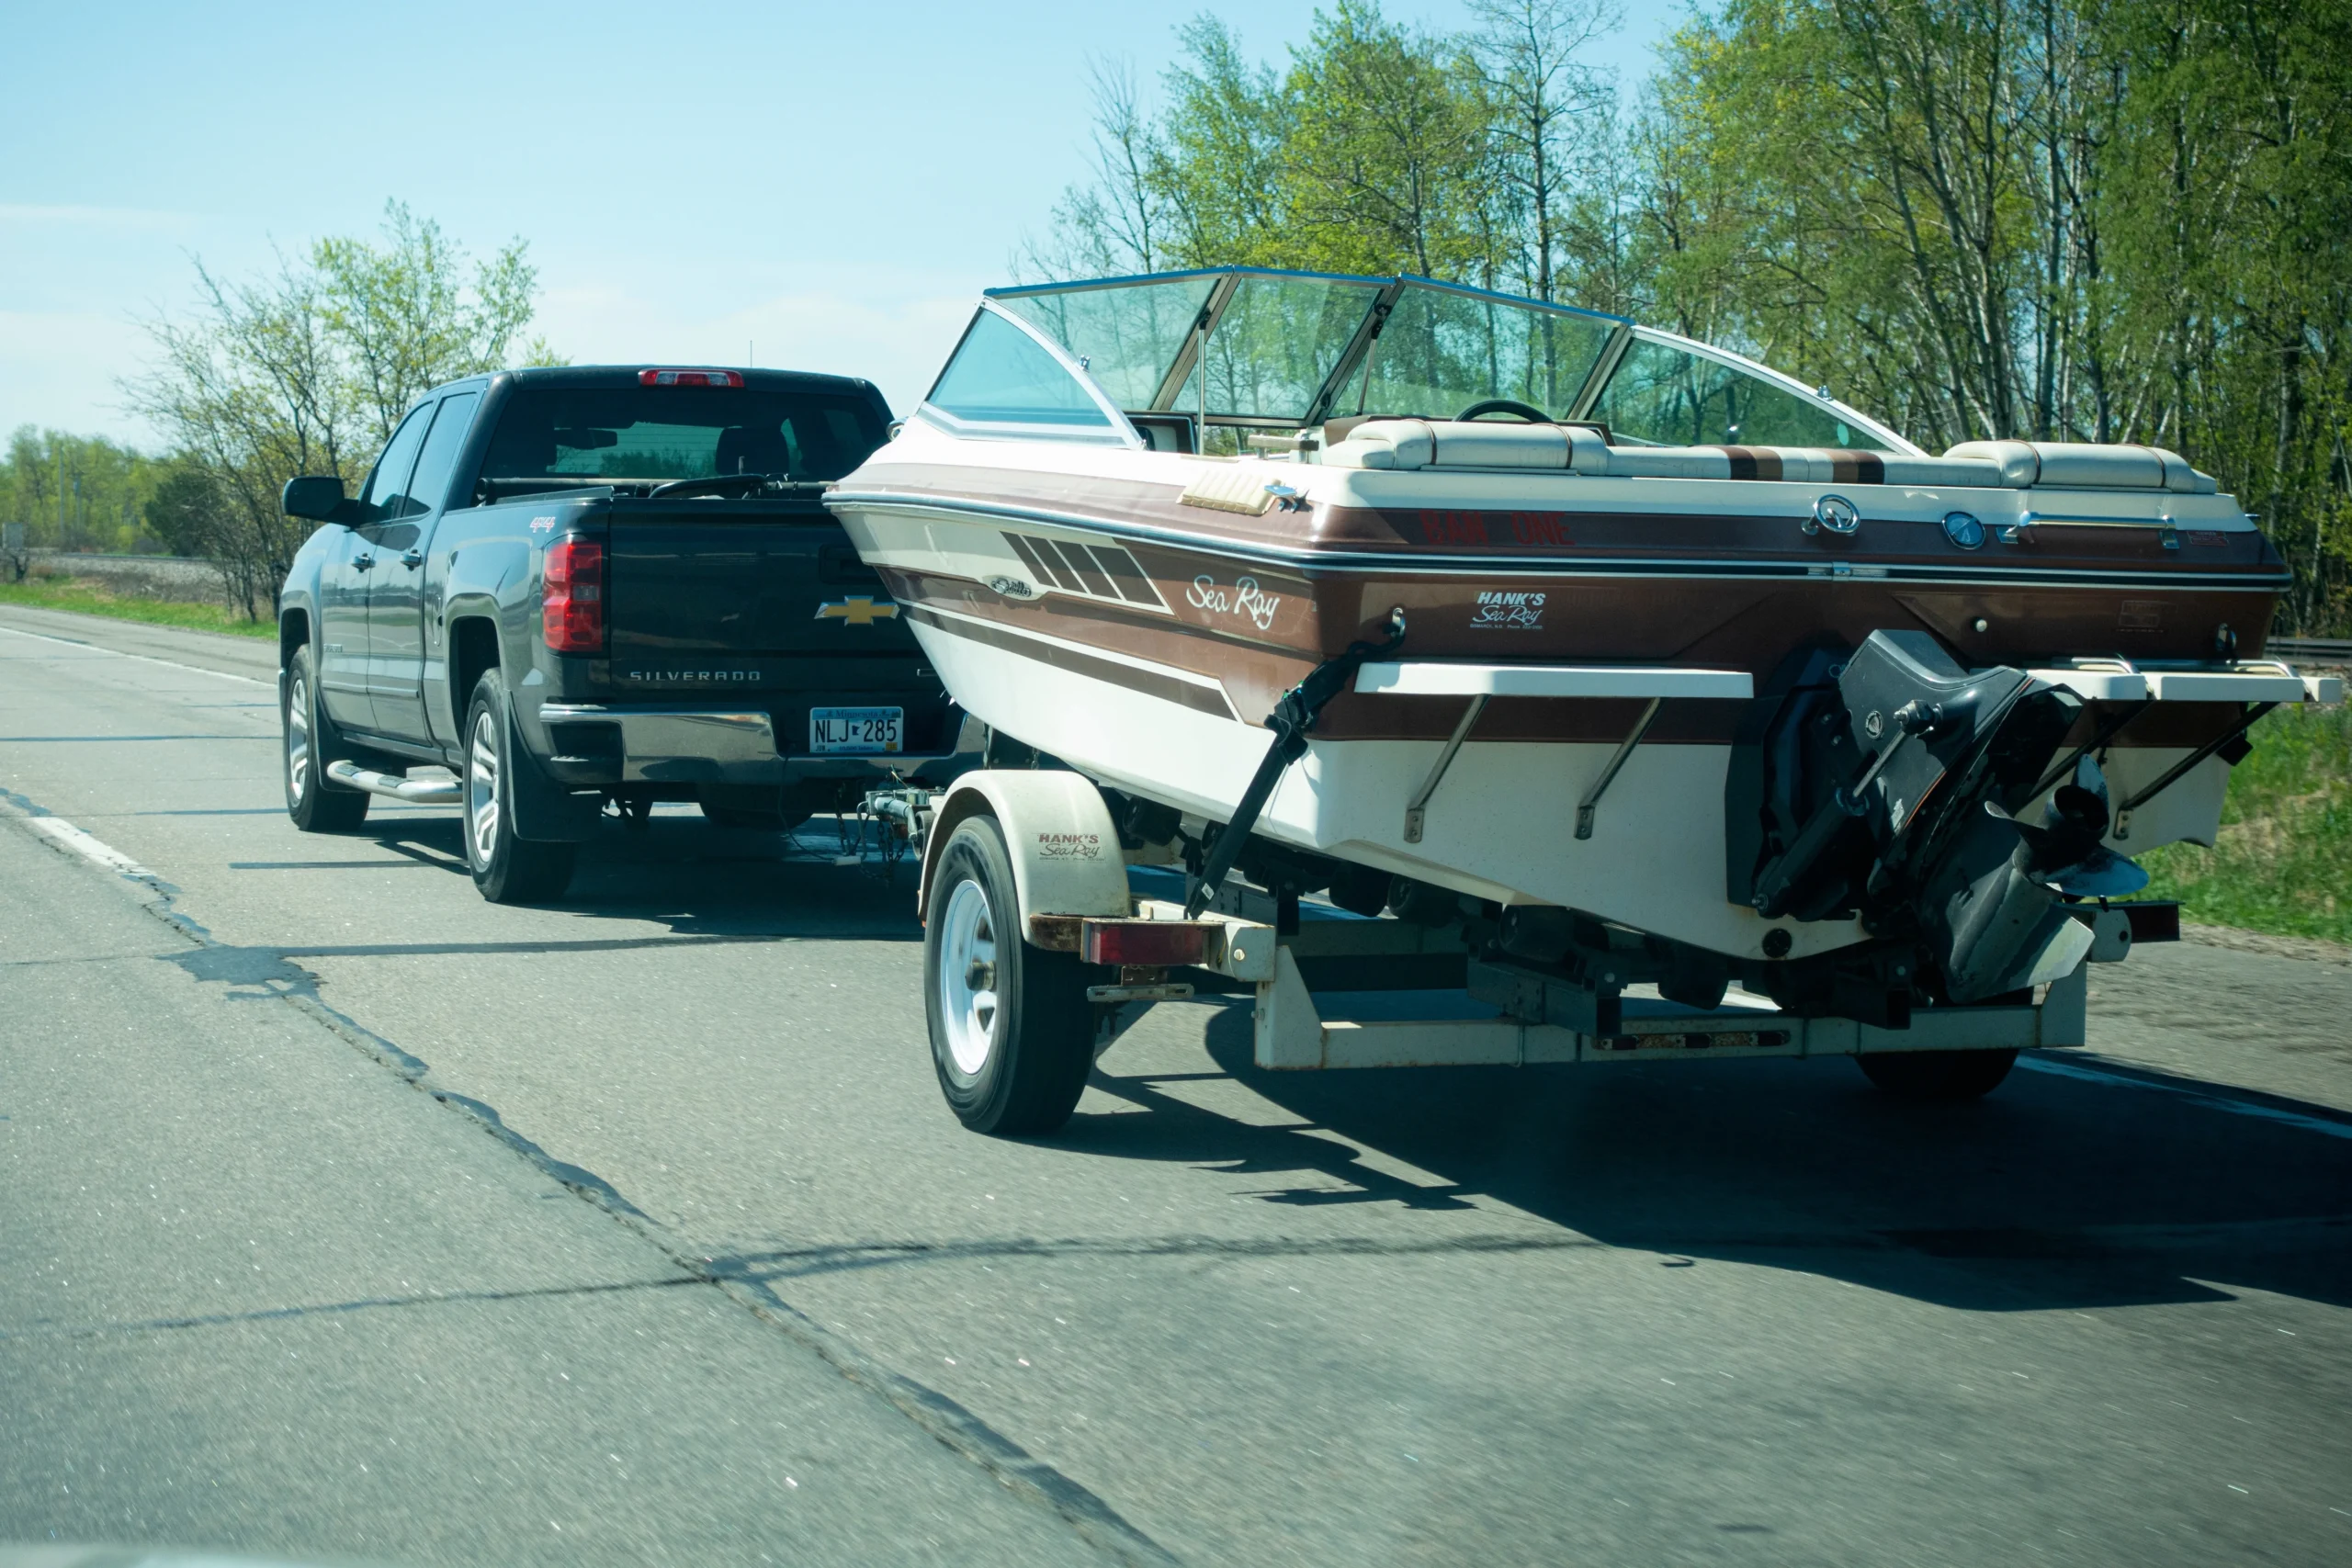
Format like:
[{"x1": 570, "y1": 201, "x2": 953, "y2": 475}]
[
  {"x1": 1150, "y1": 17, "x2": 1297, "y2": 268},
  {"x1": 1281, "y1": 2, "x2": 1492, "y2": 278},
  {"x1": 315, "y1": 201, "x2": 551, "y2": 446},
  {"x1": 1464, "y1": 0, "x2": 1623, "y2": 303},
  {"x1": 0, "y1": 427, "x2": 167, "y2": 557},
  {"x1": 143, "y1": 463, "x2": 226, "y2": 558},
  {"x1": 1023, "y1": 58, "x2": 1170, "y2": 278},
  {"x1": 124, "y1": 203, "x2": 554, "y2": 618}
]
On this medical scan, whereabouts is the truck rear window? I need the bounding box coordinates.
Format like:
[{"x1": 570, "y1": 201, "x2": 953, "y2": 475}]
[{"x1": 482, "y1": 386, "x2": 886, "y2": 486}]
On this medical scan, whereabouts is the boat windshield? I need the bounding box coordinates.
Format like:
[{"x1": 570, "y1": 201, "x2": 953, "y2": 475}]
[
  {"x1": 998, "y1": 276, "x2": 1216, "y2": 410},
  {"x1": 969, "y1": 267, "x2": 1906, "y2": 453},
  {"x1": 1354, "y1": 282, "x2": 1617, "y2": 424},
  {"x1": 1592, "y1": 335, "x2": 1889, "y2": 450}
]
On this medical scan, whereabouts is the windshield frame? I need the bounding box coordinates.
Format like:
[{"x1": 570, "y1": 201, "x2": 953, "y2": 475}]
[{"x1": 974, "y1": 266, "x2": 1919, "y2": 454}]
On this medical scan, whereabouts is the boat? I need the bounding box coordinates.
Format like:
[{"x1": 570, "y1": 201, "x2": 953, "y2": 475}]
[{"x1": 824, "y1": 267, "x2": 2336, "y2": 1123}]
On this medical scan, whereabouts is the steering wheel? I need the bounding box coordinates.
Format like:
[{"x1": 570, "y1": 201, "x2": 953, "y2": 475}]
[{"x1": 1453, "y1": 398, "x2": 1553, "y2": 423}]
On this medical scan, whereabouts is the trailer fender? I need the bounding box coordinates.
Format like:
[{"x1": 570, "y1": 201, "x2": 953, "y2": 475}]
[{"x1": 918, "y1": 772, "x2": 1130, "y2": 934}]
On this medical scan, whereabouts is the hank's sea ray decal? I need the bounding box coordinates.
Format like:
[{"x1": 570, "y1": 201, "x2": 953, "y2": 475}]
[{"x1": 1470, "y1": 589, "x2": 1546, "y2": 630}]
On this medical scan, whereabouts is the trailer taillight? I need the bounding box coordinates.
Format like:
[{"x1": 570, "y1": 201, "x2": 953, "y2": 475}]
[
  {"x1": 543, "y1": 537, "x2": 605, "y2": 653},
  {"x1": 638, "y1": 368, "x2": 743, "y2": 387},
  {"x1": 1079, "y1": 919, "x2": 1211, "y2": 967}
]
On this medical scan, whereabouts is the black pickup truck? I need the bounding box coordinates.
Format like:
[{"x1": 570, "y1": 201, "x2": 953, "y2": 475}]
[{"x1": 276, "y1": 366, "x2": 976, "y2": 901}]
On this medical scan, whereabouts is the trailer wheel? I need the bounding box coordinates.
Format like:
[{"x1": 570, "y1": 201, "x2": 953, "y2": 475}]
[
  {"x1": 282, "y1": 645, "x2": 370, "y2": 832},
  {"x1": 462, "y1": 670, "x2": 577, "y2": 905},
  {"x1": 924, "y1": 814, "x2": 1094, "y2": 1135},
  {"x1": 1856, "y1": 1048, "x2": 2018, "y2": 1100}
]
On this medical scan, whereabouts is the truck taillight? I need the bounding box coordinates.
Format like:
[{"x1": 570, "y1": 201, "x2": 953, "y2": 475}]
[
  {"x1": 543, "y1": 537, "x2": 605, "y2": 654},
  {"x1": 639, "y1": 368, "x2": 743, "y2": 387}
]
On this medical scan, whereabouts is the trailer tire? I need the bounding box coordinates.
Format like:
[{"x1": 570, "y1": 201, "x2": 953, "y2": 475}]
[
  {"x1": 282, "y1": 645, "x2": 370, "y2": 832},
  {"x1": 1856, "y1": 1048, "x2": 2018, "y2": 1100},
  {"x1": 462, "y1": 670, "x2": 577, "y2": 905},
  {"x1": 924, "y1": 814, "x2": 1094, "y2": 1135}
]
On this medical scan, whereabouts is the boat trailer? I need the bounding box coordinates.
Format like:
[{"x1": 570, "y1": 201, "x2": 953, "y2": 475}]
[{"x1": 862, "y1": 769, "x2": 2149, "y2": 1080}]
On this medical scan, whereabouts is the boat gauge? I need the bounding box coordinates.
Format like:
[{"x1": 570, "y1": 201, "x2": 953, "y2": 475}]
[{"x1": 1941, "y1": 510, "x2": 1987, "y2": 549}]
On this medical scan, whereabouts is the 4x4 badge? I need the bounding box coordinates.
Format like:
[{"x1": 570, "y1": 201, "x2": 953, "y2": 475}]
[{"x1": 815, "y1": 595, "x2": 899, "y2": 626}]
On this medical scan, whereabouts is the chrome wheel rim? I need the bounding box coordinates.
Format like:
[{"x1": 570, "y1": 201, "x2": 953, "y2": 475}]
[
  {"x1": 285, "y1": 671, "x2": 311, "y2": 799},
  {"x1": 937, "y1": 876, "x2": 1000, "y2": 1077},
  {"x1": 467, "y1": 706, "x2": 501, "y2": 866}
]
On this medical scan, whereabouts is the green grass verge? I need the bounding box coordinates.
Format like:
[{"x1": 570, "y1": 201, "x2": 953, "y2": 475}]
[
  {"x1": 0, "y1": 576, "x2": 276, "y2": 639},
  {"x1": 2139, "y1": 700, "x2": 2352, "y2": 943}
]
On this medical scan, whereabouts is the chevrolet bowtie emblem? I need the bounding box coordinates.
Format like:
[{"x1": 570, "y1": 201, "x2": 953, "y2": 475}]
[{"x1": 815, "y1": 595, "x2": 899, "y2": 626}]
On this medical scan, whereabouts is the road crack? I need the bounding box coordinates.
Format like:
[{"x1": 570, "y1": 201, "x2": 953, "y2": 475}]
[{"x1": 0, "y1": 784, "x2": 1181, "y2": 1568}]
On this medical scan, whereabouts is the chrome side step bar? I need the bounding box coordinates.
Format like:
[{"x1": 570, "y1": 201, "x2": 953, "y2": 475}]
[{"x1": 324, "y1": 760, "x2": 461, "y2": 805}]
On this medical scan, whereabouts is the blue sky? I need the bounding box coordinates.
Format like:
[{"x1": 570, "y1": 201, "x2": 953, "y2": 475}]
[{"x1": 2, "y1": 1, "x2": 1685, "y2": 446}]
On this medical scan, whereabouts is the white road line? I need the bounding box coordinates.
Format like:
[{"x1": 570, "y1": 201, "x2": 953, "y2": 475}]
[
  {"x1": 2020, "y1": 1055, "x2": 2352, "y2": 1141},
  {"x1": 0, "y1": 622, "x2": 274, "y2": 688},
  {"x1": 23, "y1": 813, "x2": 158, "y2": 880}
]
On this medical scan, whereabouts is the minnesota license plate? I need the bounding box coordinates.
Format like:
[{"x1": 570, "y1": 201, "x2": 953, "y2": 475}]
[{"x1": 809, "y1": 706, "x2": 903, "y2": 755}]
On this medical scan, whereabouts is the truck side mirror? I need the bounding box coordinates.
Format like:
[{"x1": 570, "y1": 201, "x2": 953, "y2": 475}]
[{"x1": 281, "y1": 475, "x2": 364, "y2": 525}]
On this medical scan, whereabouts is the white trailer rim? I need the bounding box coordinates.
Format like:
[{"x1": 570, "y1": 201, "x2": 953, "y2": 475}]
[{"x1": 937, "y1": 876, "x2": 1001, "y2": 1076}]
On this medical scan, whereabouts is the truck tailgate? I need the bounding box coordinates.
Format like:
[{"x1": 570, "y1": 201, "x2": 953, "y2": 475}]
[
  {"x1": 602, "y1": 503, "x2": 955, "y2": 753},
  {"x1": 606, "y1": 505, "x2": 917, "y2": 659}
]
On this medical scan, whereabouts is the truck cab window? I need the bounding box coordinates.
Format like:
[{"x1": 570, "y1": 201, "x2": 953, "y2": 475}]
[
  {"x1": 360, "y1": 402, "x2": 436, "y2": 518},
  {"x1": 405, "y1": 391, "x2": 482, "y2": 513},
  {"x1": 480, "y1": 386, "x2": 887, "y2": 492}
]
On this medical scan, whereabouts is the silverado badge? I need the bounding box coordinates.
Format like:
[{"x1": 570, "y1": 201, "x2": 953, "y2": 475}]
[{"x1": 816, "y1": 595, "x2": 899, "y2": 626}]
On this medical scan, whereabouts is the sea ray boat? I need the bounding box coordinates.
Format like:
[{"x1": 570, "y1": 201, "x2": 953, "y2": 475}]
[{"x1": 827, "y1": 267, "x2": 2339, "y2": 1129}]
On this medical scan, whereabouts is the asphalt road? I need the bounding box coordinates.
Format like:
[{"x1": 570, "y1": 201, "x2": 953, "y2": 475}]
[{"x1": 4, "y1": 602, "x2": 2349, "y2": 1568}]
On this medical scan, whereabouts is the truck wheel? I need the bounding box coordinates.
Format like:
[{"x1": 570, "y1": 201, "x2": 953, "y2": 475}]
[
  {"x1": 462, "y1": 670, "x2": 576, "y2": 904},
  {"x1": 924, "y1": 814, "x2": 1094, "y2": 1135},
  {"x1": 1857, "y1": 1048, "x2": 2018, "y2": 1100},
  {"x1": 282, "y1": 644, "x2": 369, "y2": 832}
]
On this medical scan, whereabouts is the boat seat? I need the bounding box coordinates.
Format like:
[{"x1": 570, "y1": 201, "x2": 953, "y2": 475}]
[
  {"x1": 1943, "y1": 440, "x2": 2215, "y2": 492},
  {"x1": 1321, "y1": 420, "x2": 2221, "y2": 495},
  {"x1": 1322, "y1": 418, "x2": 1613, "y2": 472}
]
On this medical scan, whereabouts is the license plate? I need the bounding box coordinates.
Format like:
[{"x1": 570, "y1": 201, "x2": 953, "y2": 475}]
[{"x1": 809, "y1": 706, "x2": 903, "y2": 754}]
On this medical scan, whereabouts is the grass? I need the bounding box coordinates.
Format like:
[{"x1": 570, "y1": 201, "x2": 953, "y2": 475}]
[
  {"x1": 0, "y1": 574, "x2": 276, "y2": 639},
  {"x1": 2139, "y1": 700, "x2": 2352, "y2": 944}
]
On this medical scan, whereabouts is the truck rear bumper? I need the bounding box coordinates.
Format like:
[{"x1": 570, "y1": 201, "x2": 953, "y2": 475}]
[{"x1": 537, "y1": 703, "x2": 980, "y2": 787}]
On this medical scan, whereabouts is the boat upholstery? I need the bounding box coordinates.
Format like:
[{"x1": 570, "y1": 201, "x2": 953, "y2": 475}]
[
  {"x1": 1942, "y1": 440, "x2": 2215, "y2": 492},
  {"x1": 1320, "y1": 418, "x2": 1612, "y2": 474},
  {"x1": 1318, "y1": 419, "x2": 2219, "y2": 493}
]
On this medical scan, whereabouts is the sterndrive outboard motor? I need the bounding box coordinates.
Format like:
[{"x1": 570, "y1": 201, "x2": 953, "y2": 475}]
[{"x1": 1726, "y1": 631, "x2": 2146, "y2": 1004}]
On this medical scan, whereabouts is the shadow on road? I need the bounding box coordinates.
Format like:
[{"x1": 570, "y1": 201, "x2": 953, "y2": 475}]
[
  {"x1": 319, "y1": 812, "x2": 923, "y2": 944},
  {"x1": 1057, "y1": 1000, "x2": 2352, "y2": 1314}
]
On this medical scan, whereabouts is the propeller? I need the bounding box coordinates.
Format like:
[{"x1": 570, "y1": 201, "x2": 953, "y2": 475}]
[{"x1": 1987, "y1": 756, "x2": 2150, "y2": 898}]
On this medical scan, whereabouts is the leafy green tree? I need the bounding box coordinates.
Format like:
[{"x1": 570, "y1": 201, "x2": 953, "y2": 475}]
[
  {"x1": 1281, "y1": 3, "x2": 1492, "y2": 277},
  {"x1": 125, "y1": 203, "x2": 556, "y2": 617},
  {"x1": 315, "y1": 200, "x2": 553, "y2": 446},
  {"x1": 142, "y1": 463, "x2": 226, "y2": 558},
  {"x1": 0, "y1": 427, "x2": 167, "y2": 557},
  {"x1": 1152, "y1": 17, "x2": 1298, "y2": 267}
]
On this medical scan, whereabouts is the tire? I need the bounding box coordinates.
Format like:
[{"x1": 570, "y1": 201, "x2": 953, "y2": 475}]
[
  {"x1": 1857, "y1": 1048, "x2": 2018, "y2": 1100},
  {"x1": 282, "y1": 644, "x2": 370, "y2": 832},
  {"x1": 462, "y1": 669, "x2": 577, "y2": 904},
  {"x1": 923, "y1": 815, "x2": 1096, "y2": 1135}
]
